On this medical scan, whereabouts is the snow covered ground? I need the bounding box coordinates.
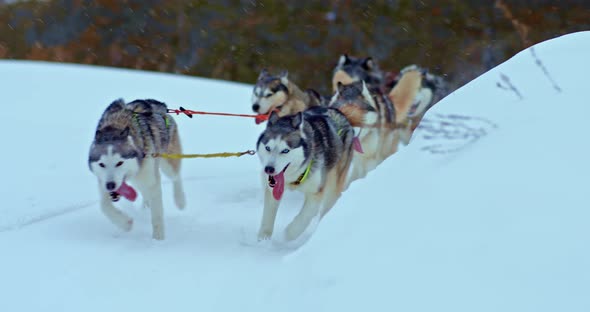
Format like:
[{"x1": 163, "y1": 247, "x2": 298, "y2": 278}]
[{"x1": 1, "y1": 31, "x2": 589, "y2": 312}]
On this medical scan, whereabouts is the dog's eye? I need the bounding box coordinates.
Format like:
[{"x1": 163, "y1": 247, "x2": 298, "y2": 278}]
[
  {"x1": 116, "y1": 161, "x2": 124, "y2": 167},
  {"x1": 281, "y1": 149, "x2": 290, "y2": 154},
  {"x1": 99, "y1": 163, "x2": 105, "y2": 168},
  {"x1": 265, "y1": 146, "x2": 271, "y2": 152},
  {"x1": 264, "y1": 93, "x2": 273, "y2": 98}
]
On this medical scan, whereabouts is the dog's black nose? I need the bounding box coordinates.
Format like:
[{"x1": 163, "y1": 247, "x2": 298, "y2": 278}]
[
  {"x1": 264, "y1": 166, "x2": 275, "y2": 174},
  {"x1": 106, "y1": 182, "x2": 116, "y2": 191},
  {"x1": 252, "y1": 103, "x2": 260, "y2": 112}
]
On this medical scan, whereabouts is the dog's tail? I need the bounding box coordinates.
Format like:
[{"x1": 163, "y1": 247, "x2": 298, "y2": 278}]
[{"x1": 388, "y1": 66, "x2": 422, "y2": 126}]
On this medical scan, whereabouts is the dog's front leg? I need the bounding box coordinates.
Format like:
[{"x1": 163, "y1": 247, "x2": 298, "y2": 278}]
[
  {"x1": 399, "y1": 123, "x2": 413, "y2": 146},
  {"x1": 285, "y1": 192, "x2": 322, "y2": 241},
  {"x1": 346, "y1": 156, "x2": 365, "y2": 187},
  {"x1": 147, "y1": 181, "x2": 165, "y2": 241},
  {"x1": 379, "y1": 129, "x2": 398, "y2": 159},
  {"x1": 134, "y1": 159, "x2": 165, "y2": 240},
  {"x1": 389, "y1": 129, "x2": 401, "y2": 155},
  {"x1": 99, "y1": 186, "x2": 133, "y2": 232},
  {"x1": 258, "y1": 185, "x2": 281, "y2": 241}
]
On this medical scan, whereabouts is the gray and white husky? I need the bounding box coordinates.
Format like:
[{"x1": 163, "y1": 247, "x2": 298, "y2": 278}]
[
  {"x1": 256, "y1": 107, "x2": 354, "y2": 242},
  {"x1": 251, "y1": 69, "x2": 325, "y2": 120},
  {"x1": 88, "y1": 99, "x2": 186, "y2": 240}
]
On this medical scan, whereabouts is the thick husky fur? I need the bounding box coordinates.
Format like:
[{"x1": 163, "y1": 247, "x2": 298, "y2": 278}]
[
  {"x1": 330, "y1": 53, "x2": 402, "y2": 162},
  {"x1": 331, "y1": 54, "x2": 384, "y2": 93},
  {"x1": 329, "y1": 81, "x2": 398, "y2": 184},
  {"x1": 256, "y1": 107, "x2": 354, "y2": 241},
  {"x1": 88, "y1": 99, "x2": 186, "y2": 240},
  {"x1": 331, "y1": 55, "x2": 448, "y2": 146},
  {"x1": 251, "y1": 69, "x2": 325, "y2": 117},
  {"x1": 388, "y1": 64, "x2": 448, "y2": 144}
]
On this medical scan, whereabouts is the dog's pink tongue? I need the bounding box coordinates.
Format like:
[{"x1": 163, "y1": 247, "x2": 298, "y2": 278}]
[
  {"x1": 116, "y1": 182, "x2": 137, "y2": 202},
  {"x1": 353, "y1": 136, "x2": 364, "y2": 153},
  {"x1": 255, "y1": 115, "x2": 266, "y2": 124},
  {"x1": 272, "y1": 171, "x2": 285, "y2": 201}
]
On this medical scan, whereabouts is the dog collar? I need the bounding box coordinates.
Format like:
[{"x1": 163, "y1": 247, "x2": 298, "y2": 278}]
[{"x1": 291, "y1": 160, "x2": 312, "y2": 185}]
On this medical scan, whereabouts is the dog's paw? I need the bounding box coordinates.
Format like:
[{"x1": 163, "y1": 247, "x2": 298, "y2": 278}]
[
  {"x1": 175, "y1": 191, "x2": 186, "y2": 210},
  {"x1": 284, "y1": 224, "x2": 302, "y2": 241},
  {"x1": 173, "y1": 181, "x2": 186, "y2": 210},
  {"x1": 114, "y1": 217, "x2": 133, "y2": 232},
  {"x1": 152, "y1": 230, "x2": 165, "y2": 241},
  {"x1": 152, "y1": 224, "x2": 165, "y2": 240},
  {"x1": 257, "y1": 229, "x2": 273, "y2": 241},
  {"x1": 125, "y1": 219, "x2": 134, "y2": 231}
]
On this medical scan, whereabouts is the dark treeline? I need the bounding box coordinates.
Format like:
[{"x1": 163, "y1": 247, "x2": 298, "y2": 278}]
[{"x1": 1, "y1": 0, "x2": 588, "y2": 94}]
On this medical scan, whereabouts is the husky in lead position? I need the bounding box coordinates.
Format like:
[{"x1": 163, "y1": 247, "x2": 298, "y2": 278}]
[
  {"x1": 251, "y1": 69, "x2": 325, "y2": 120},
  {"x1": 256, "y1": 107, "x2": 354, "y2": 241},
  {"x1": 88, "y1": 99, "x2": 186, "y2": 240}
]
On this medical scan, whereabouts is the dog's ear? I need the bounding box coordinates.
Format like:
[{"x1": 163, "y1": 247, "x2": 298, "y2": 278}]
[
  {"x1": 268, "y1": 111, "x2": 280, "y2": 125},
  {"x1": 362, "y1": 57, "x2": 374, "y2": 70},
  {"x1": 338, "y1": 54, "x2": 350, "y2": 66},
  {"x1": 113, "y1": 98, "x2": 126, "y2": 106},
  {"x1": 279, "y1": 70, "x2": 289, "y2": 85},
  {"x1": 120, "y1": 126, "x2": 130, "y2": 138},
  {"x1": 104, "y1": 98, "x2": 125, "y2": 115},
  {"x1": 258, "y1": 69, "x2": 268, "y2": 81},
  {"x1": 291, "y1": 112, "x2": 303, "y2": 129},
  {"x1": 329, "y1": 88, "x2": 339, "y2": 106}
]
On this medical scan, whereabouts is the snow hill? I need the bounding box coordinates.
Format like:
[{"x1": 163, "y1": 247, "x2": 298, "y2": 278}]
[{"x1": 1, "y1": 31, "x2": 589, "y2": 312}]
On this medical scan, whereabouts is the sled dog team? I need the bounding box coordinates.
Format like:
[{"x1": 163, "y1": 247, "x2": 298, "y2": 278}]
[{"x1": 88, "y1": 54, "x2": 447, "y2": 242}]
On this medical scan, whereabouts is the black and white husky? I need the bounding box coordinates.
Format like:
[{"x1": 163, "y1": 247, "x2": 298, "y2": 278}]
[{"x1": 255, "y1": 107, "x2": 354, "y2": 241}]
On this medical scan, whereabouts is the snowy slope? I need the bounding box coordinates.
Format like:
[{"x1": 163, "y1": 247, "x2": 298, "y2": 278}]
[{"x1": 1, "y1": 31, "x2": 589, "y2": 312}]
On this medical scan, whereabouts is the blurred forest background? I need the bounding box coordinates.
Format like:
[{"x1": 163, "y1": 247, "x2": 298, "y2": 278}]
[{"x1": 0, "y1": 0, "x2": 588, "y2": 94}]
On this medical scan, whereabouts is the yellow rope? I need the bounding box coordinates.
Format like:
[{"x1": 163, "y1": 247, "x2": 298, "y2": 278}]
[
  {"x1": 291, "y1": 160, "x2": 313, "y2": 185},
  {"x1": 152, "y1": 150, "x2": 255, "y2": 159}
]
